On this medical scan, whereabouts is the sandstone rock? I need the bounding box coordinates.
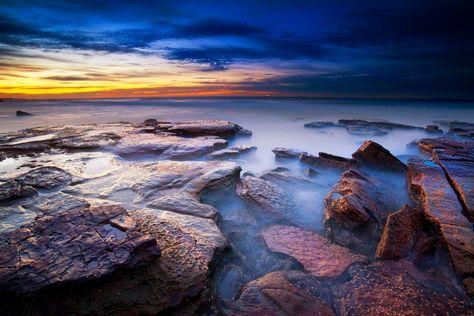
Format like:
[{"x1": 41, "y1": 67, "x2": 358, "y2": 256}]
[
  {"x1": 236, "y1": 175, "x2": 294, "y2": 221},
  {"x1": 346, "y1": 125, "x2": 388, "y2": 136},
  {"x1": 0, "y1": 205, "x2": 160, "y2": 296},
  {"x1": 115, "y1": 132, "x2": 227, "y2": 159},
  {"x1": 147, "y1": 192, "x2": 218, "y2": 219},
  {"x1": 143, "y1": 118, "x2": 158, "y2": 126},
  {"x1": 426, "y1": 125, "x2": 442, "y2": 133},
  {"x1": 305, "y1": 167, "x2": 318, "y2": 177},
  {"x1": 16, "y1": 110, "x2": 32, "y2": 116},
  {"x1": 0, "y1": 167, "x2": 71, "y2": 202},
  {"x1": 408, "y1": 157, "x2": 474, "y2": 295},
  {"x1": 262, "y1": 225, "x2": 367, "y2": 278},
  {"x1": 448, "y1": 121, "x2": 474, "y2": 138},
  {"x1": 208, "y1": 144, "x2": 256, "y2": 159},
  {"x1": 259, "y1": 168, "x2": 313, "y2": 185},
  {"x1": 228, "y1": 270, "x2": 335, "y2": 316},
  {"x1": 300, "y1": 152, "x2": 357, "y2": 171},
  {"x1": 338, "y1": 119, "x2": 421, "y2": 130},
  {"x1": 418, "y1": 137, "x2": 474, "y2": 219},
  {"x1": 159, "y1": 119, "x2": 250, "y2": 138},
  {"x1": 352, "y1": 140, "x2": 406, "y2": 172},
  {"x1": 324, "y1": 169, "x2": 402, "y2": 254},
  {"x1": 334, "y1": 261, "x2": 472, "y2": 316},
  {"x1": 376, "y1": 205, "x2": 422, "y2": 259},
  {"x1": 272, "y1": 147, "x2": 307, "y2": 159}
]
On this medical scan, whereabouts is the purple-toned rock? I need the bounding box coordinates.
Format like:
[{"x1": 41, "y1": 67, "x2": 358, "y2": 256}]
[
  {"x1": 376, "y1": 205, "x2": 422, "y2": 259},
  {"x1": 408, "y1": 157, "x2": 474, "y2": 296},
  {"x1": 228, "y1": 270, "x2": 335, "y2": 316},
  {"x1": 418, "y1": 137, "x2": 474, "y2": 219},
  {"x1": 324, "y1": 169, "x2": 402, "y2": 254},
  {"x1": 272, "y1": 147, "x2": 308, "y2": 159},
  {"x1": 159, "y1": 119, "x2": 250, "y2": 138},
  {"x1": 208, "y1": 144, "x2": 256, "y2": 159},
  {"x1": 334, "y1": 261, "x2": 472, "y2": 315},
  {"x1": 352, "y1": 140, "x2": 407, "y2": 172},
  {"x1": 304, "y1": 121, "x2": 336, "y2": 128},
  {"x1": 259, "y1": 168, "x2": 313, "y2": 185},
  {"x1": 300, "y1": 152, "x2": 357, "y2": 171},
  {"x1": 262, "y1": 225, "x2": 367, "y2": 278},
  {"x1": 448, "y1": 121, "x2": 474, "y2": 138},
  {"x1": 0, "y1": 205, "x2": 160, "y2": 296},
  {"x1": 16, "y1": 110, "x2": 33, "y2": 116},
  {"x1": 236, "y1": 175, "x2": 294, "y2": 221},
  {"x1": 426, "y1": 125, "x2": 442, "y2": 134}
]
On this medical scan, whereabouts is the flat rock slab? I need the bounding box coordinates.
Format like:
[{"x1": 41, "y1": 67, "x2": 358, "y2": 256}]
[
  {"x1": 0, "y1": 205, "x2": 160, "y2": 295},
  {"x1": 272, "y1": 147, "x2": 308, "y2": 159},
  {"x1": 324, "y1": 169, "x2": 402, "y2": 254},
  {"x1": 408, "y1": 158, "x2": 474, "y2": 295},
  {"x1": 335, "y1": 261, "x2": 472, "y2": 315},
  {"x1": 159, "y1": 119, "x2": 250, "y2": 138},
  {"x1": 228, "y1": 270, "x2": 335, "y2": 316},
  {"x1": 300, "y1": 152, "x2": 357, "y2": 171},
  {"x1": 418, "y1": 137, "x2": 474, "y2": 218},
  {"x1": 352, "y1": 140, "x2": 406, "y2": 172},
  {"x1": 0, "y1": 167, "x2": 71, "y2": 202},
  {"x1": 208, "y1": 144, "x2": 256, "y2": 159},
  {"x1": 262, "y1": 225, "x2": 367, "y2": 278}
]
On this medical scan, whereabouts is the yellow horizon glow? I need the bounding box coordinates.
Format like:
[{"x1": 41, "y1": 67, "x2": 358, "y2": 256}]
[{"x1": 0, "y1": 45, "x2": 309, "y2": 99}]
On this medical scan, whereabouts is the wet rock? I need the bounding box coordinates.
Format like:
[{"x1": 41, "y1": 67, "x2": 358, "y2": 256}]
[
  {"x1": 324, "y1": 169, "x2": 402, "y2": 254},
  {"x1": 228, "y1": 270, "x2": 335, "y2": 316},
  {"x1": 408, "y1": 158, "x2": 474, "y2": 295},
  {"x1": 272, "y1": 147, "x2": 307, "y2": 159},
  {"x1": 147, "y1": 192, "x2": 218, "y2": 219},
  {"x1": 143, "y1": 118, "x2": 158, "y2": 126},
  {"x1": 448, "y1": 121, "x2": 474, "y2": 138},
  {"x1": 338, "y1": 119, "x2": 421, "y2": 130},
  {"x1": 115, "y1": 132, "x2": 228, "y2": 159},
  {"x1": 304, "y1": 121, "x2": 336, "y2": 128},
  {"x1": 300, "y1": 152, "x2": 357, "y2": 171},
  {"x1": 334, "y1": 261, "x2": 472, "y2": 316},
  {"x1": 215, "y1": 264, "x2": 245, "y2": 303},
  {"x1": 236, "y1": 175, "x2": 294, "y2": 221},
  {"x1": 262, "y1": 225, "x2": 367, "y2": 278},
  {"x1": 352, "y1": 140, "x2": 407, "y2": 172},
  {"x1": 0, "y1": 204, "x2": 160, "y2": 296},
  {"x1": 426, "y1": 125, "x2": 442, "y2": 134},
  {"x1": 16, "y1": 110, "x2": 32, "y2": 116},
  {"x1": 305, "y1": 167, "x2": 318, "y2": 177},
  {"x1": 0, "y1": 167, "x2": 71, "y2": 202},
  {"x1": 376, "y1": 205, "x2": 422, "y2": 259},
  {"x1": 130, "y1": 208, "x2": 227, "y2": 313},
  {"x1": 208, "y1": 144, "x2": 256, "y2": 159},
  {"x1": 418, "y1": 137, "x2": 474, "y2": 219},
  {"x1": 159, "y1": 119, "x2": 250, "y2": 138}
]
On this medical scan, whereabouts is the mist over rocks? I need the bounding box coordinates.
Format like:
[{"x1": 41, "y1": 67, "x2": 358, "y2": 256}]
[{"x1": 1, "y1": 116, "x2": 474, "y2": 314}]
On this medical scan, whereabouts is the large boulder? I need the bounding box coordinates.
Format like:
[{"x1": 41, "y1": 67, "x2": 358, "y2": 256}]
[
  {"x1": 408, "y1": 157, "x2": 474, "y2": 296},
  {"x1": 228, "y1": 270, "x2": 335, "y2": 316},
  {"x1": 352, "y1": 140, "x2": 407, "y2": 172},
  {"x1": 324, "y1": 169, "x2": 402, "y2": 254},
  {"x1": 376, "y1": 205, "x2": 422, "y2": 259},
  {"x1": 262, "y1": 225, "x2": 367, "y2": 278}
]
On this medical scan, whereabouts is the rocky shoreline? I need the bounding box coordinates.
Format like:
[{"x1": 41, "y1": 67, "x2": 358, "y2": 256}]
[{"x1": 0, "y1": 118, "x2": 473, "y2": 315}]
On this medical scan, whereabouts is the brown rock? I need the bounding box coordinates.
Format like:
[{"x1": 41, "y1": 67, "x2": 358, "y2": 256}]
[
  {"x1": 324, "y1": 169, "x2": 402, "y2": 254},
  {"x1": 208, "y1": 144, "x2": 256, "y2": 159},
  {"x1": 262, "y1": 225, "x2": 367, "y2": 278},
  {"x1": 228, "y1": 270, "x2": 335, "y2": 316},
  {"x1": 352, "y1": 140, "x2": 407, "y2": 172},
  {"x1": 300, "y1": 152, "x2": 357, "y2": 171},
  {"x1": 0, "y1": 205, "x2": 160, "y2": 295},
  {"x1": 272, "y1": 147, "x2": 308, "y2": 159},
  {"x1": 335, "y1": 261, "x2": 472, "y2": 316},
  {"x1": 418, "y1": 137, "x2": 474, "y2": 219},
  {"x1": 376, "y1": 205, "x2": 422, "y2": 259},
  {"x1": 408, "y1": 157, "x2": 474, "y2": 295}
]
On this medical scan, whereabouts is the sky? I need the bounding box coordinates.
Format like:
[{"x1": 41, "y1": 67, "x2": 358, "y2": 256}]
[{"x1": 0, "y1": 0, "x2": 473, "y2": 99}]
